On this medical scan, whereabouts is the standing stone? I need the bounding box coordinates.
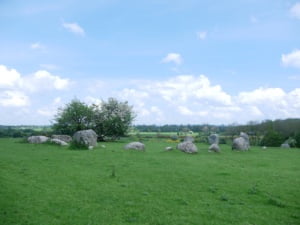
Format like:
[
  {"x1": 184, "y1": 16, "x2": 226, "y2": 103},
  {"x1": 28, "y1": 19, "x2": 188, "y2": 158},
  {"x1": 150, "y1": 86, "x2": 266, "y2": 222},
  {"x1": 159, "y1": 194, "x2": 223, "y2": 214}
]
[
  {"x1": 208, "y1": 134, "x2": 219, "y2": 145},
  {"x1": 73, "y1": 129, "x2": 98, "y2": 148},
  {"x1": 51, "y1": 135, "x2": 72, "y2": 143},
  {"x1": 232, "y1": 132, "x2": 250, "y2": 151},
  {"x1": 177, "y1": 141, "x2": 198, "y2": 154},
  {"x1": 28, "y1": 136, "x2": 49, "y2": 144},
  {"x1": 209, "y1": 143, "x2": 220, "y2": 152},
  {"x1": 124, "y1": 142, "x2": 145, "y2": 151},
  {"x1": 281, "y1": 143, "x2": 290, "y2": 148}
]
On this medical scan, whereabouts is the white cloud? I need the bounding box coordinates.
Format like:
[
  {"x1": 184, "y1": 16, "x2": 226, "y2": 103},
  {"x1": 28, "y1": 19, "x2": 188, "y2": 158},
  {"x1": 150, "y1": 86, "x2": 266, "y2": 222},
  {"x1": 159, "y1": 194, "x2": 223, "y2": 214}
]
[
  {"x1": 161, "y1": 53, "x2": 183, "y2": 65},
  {"x1": 0, "y1": 65, "x2": 70, "y2": 92},
  {"x1": 37, "y1": 97, "x2": 63, "y2": 117},
  {"x1": 118, "y1": 88, "x2": 150, "y2": 118},
  {"x1": 30, "y1": 42, "x2": 45, "y2": 50},
  {"x1": 197, "y1": 31, "x2": 207, "y2": 40},
  {"x1": 177, "y1": 106, "x2": 195, "y2": 116},
  {"x1": 290, "y1": 2, "x2": 300, "y2": 19},
  {"x1": 1, "y1": 64, "x2": 300, "y2": 124},
  {"x1": 85, "y1": 96, "x2": 102, "y2": 106},
  {"x1": 62, "y1": 22, "x2": 85, "y2": 36},
  {"x1": 151, "y1": 75, "x2": 232, "y2": 105},
  {"x1": 0, "y1": 91, "x2": 29, "y2": 107},
  {"x1": 281, "y1": 50, "x2": 300, "y2": 68},
  {"x1": 237, "y1": 87, "x2": 286, "y2": 104},
  {"x1": 22, "y1": 70, "x2": 71, "y2": 92},
  {"x1": 0, "y1": 65, "x2": 21, "y2": 88}
]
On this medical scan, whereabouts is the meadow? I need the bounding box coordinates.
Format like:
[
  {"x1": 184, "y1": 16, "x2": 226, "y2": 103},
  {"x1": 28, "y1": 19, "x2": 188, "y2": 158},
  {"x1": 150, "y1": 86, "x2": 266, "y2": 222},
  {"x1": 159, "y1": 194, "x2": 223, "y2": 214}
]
[{"x1": 0, "y1": 138, "x2": 300, "y2": 225}]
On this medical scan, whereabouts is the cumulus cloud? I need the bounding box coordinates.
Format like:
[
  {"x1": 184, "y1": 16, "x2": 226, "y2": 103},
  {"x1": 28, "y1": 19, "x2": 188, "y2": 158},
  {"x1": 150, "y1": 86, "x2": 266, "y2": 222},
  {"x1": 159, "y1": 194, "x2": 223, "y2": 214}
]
[
  {"x1": 237, "y1": 87, "x2": 286, "y2": 104},
  {"x1": 0, "y1": 91, "x2": 29, "y2": 107},
  {"x1": 112, "y1": 75, "x2": 300, "y2": 124},
  {"x1": 161, "y1": 53, "x2": 183, "y2": 65},
  {"x1": 197, "y1": 31, "x2": 207, "y2": 40},
  {"x1": 0, "y1": 65, "x2": 21, "y2": 87},
  {"x1": 0, "y1": 64, "x2": 71, "y2": 110},
  {"x1": 23, "y1": 70, "x2": 70, "y2": 92},
  {"x1": 281, "y1": 50, "x2": 300, "y2": 68},
  {"x1": 290, "y1": 2, "x2": 300, "y2": 19},
  {"x1": 151, "y1": 75, "x2": 232, "y2": 105},
  {"x1": 62, "y1": 22, "x2": 85, "y2": 36}
]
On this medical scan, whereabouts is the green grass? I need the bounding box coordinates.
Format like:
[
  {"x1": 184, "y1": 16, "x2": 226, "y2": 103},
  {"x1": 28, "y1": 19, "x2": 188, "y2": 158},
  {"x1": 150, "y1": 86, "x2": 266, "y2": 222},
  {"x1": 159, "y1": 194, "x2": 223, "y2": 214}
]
[{"x1": 0, "y1": 138, "x2": 300, "y2": 225}]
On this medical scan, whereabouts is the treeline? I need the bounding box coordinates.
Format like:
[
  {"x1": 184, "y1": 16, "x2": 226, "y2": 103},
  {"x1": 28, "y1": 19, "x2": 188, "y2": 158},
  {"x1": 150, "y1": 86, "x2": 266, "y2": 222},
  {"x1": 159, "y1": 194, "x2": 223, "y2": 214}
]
[
  {"x1": 0, "y1": 126, "x2": 52, "y2": 138},
  {"x1": 134, "y1": 119, "x2": 300, "y2": 137}
]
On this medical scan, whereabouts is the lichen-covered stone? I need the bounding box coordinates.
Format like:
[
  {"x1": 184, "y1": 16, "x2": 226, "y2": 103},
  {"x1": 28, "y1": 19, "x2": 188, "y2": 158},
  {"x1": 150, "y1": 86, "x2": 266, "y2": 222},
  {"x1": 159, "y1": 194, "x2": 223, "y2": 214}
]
[
  {"x1": 208, "y1": 134, "x2": 219, "y2": 145},
  {"x1": 281, "y1": 143, "x2": 290, "y2": 148},
  {"x1": 73, "y1": 129, "x2": 98, "y2": 148},
  {"x1": 209, "y1": 143, "x2": 220, "y2": 152},
  {"x1": 124, "y1": 142, "x2": 145, "y2": 151},
  {"x1": 177, "y1": 141, "x2": 197, "y2": 153},
  {"x1": 232, "y1": 132, "x2": 250, "y2": 151},
  {"x1": 28, "y1": 136, "x2": 49, "y2": 144}
]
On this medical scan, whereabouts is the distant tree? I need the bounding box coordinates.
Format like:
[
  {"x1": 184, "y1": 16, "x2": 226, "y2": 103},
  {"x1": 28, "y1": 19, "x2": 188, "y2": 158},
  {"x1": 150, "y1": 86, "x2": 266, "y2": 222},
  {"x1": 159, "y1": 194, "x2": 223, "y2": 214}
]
[
  {"x1": 92, "y1": 98, "x2": 135, "y2": 141},
  {"x1": 260, "y1": 130, "x2": 283, "y2": 147},
  {"x1": 52, "y1": 99, "x2": 94, "y2": 135}
]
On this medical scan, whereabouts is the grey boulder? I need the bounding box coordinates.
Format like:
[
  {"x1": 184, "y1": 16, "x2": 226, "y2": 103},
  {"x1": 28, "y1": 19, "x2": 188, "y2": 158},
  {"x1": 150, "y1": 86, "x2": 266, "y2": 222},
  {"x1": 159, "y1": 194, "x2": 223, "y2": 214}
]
[
  {"x1": 209, "y1": 144, "x2": 220, "y2": 152},
  {"x1": 28, "y1": 136, "x2": 49, "y2": 144},
  {"x1": 73, "y1": 129, "x2": 98, "y2": 148},
  {"x1": 208, "y1": 134, "x2": 219, "y2": 145},
  {"x1": 281, "y1": 143, "x2": 290, "y2": 148},
  {"x1": 124, "y1": 142, "x2": 145, "y2": 151},
  {"x1": 50, "y1": 138, "x2": 68, "y2": 146},
  {"x1": 51, "y1": 135, "x2": 72, "y2": 143},
  {"x1": 165, "y1": 146, "x2": 173, "y2": 151},
  {"x1": 177, "y1": 141, "x2": 198, "y2": 154},
  {"x1": 232, "y1": 132, "x2": 250, "y2": 151}
]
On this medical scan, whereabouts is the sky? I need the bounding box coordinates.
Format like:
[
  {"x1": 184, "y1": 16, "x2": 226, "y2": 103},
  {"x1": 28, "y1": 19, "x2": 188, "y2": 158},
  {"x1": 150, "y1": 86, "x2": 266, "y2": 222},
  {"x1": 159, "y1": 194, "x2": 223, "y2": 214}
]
[{"x1": 0, "y1": 0, "x2": 300, "y2": 125}]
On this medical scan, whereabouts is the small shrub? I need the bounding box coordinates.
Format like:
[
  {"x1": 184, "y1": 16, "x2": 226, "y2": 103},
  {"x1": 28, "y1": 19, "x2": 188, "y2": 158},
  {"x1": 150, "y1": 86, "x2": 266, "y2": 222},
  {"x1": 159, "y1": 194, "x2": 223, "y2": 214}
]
[
  {"x1": 170, "y1": 135, "x2": 178, "y2": 141},
  {"x1": 260, "y1": 131, "x2": 283, "y2": 147}
]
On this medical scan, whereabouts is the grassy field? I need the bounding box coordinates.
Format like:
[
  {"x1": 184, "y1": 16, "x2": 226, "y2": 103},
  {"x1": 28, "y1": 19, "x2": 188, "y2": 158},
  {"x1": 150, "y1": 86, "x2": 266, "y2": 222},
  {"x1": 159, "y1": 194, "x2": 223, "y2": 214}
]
[{"x1": 0, "y1": 138, "x2": 300, "y2": 225}]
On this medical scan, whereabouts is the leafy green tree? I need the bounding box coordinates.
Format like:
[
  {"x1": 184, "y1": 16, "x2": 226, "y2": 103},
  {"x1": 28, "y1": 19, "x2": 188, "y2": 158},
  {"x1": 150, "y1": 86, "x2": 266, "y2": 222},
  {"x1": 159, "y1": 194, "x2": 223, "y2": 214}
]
[
  {"x1": 52, "y1": 99, "x2": 94, "y2": 135},
  {"x1": 260, "y1": 130, "x2": 283, "y2": 147},
  {"x1": 92, "y1": 98, "x2": 135, "y2": 141}
]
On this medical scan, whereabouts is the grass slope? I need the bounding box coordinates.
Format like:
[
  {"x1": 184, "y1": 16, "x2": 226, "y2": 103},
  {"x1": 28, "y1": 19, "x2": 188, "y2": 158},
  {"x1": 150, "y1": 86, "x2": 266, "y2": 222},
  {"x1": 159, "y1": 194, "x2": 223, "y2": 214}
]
[{"x1": 0, "y1": 138, "x2": 300, "y2": 225}]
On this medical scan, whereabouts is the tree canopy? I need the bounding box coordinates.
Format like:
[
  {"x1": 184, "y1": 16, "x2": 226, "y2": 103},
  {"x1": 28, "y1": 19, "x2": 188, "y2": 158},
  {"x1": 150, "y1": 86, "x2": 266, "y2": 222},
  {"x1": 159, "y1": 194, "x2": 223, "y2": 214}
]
[{"x1": 52, "y1": 98, "x2": 135, "y2": 140}]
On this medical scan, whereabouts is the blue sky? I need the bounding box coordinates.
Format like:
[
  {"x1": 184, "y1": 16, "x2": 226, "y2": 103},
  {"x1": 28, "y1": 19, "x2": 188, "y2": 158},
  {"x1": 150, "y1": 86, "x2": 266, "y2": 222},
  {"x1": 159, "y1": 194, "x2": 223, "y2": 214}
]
[{"x1": 0, "y1": 0, "x2": 300, "y2": 125}]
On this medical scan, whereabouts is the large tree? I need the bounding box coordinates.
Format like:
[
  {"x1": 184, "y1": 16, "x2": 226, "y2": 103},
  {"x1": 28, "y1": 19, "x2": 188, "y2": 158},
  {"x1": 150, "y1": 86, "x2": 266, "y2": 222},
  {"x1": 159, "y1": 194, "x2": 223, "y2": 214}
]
[
  {"x1": 52, "y1": 99, "x2": 94, "y2": 135},
  {"x1": 92, "y1": 98, "x2": 135, "y2": 140}
]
